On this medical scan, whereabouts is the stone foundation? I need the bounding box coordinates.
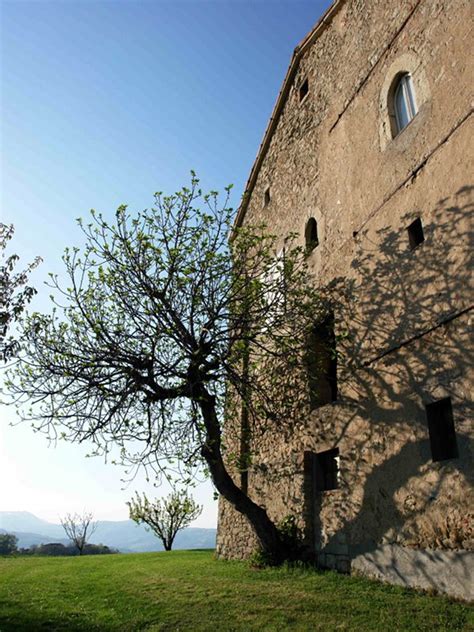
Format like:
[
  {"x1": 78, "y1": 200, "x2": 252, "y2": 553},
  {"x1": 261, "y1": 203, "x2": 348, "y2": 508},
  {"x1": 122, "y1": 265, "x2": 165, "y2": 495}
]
[{"x1": 352, "y1": 544, "x2": 474, "y2": 602}]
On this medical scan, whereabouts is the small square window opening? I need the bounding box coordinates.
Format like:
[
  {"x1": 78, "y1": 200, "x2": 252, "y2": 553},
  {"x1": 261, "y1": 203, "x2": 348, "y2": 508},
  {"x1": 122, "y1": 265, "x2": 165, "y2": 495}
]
[
  {"x1": 407, "y1": 217, "x2": 424, "y2": 250},
  {"x1": 425, "y1": 398, "x2": 458, "y2": 462}
]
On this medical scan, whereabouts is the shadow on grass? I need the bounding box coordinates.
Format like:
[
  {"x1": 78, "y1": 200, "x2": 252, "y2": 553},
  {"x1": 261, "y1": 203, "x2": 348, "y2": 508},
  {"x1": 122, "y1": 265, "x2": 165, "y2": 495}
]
[{"x1": 0, "y1": 611, "x2": 109, "y2": 632}]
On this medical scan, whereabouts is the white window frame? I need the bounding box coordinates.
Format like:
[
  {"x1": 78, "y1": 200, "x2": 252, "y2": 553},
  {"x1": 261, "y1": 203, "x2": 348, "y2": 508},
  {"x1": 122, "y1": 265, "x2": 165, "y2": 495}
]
[{"x1": 394, "y1": 73, "x2": 417, "y2": 134}]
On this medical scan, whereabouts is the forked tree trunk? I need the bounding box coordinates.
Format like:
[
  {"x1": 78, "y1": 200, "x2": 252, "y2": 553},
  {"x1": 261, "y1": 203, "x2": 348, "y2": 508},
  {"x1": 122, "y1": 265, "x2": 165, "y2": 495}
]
[{"x1": 197, "y1": 387, "x2": 286, "y2": 563}]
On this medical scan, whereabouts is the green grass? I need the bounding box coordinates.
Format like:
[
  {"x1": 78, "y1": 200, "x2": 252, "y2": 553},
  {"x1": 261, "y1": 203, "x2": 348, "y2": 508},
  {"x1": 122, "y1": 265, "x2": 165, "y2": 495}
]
[{"x1": 0, "y1": 550, "x2": 472, "y2": 631}]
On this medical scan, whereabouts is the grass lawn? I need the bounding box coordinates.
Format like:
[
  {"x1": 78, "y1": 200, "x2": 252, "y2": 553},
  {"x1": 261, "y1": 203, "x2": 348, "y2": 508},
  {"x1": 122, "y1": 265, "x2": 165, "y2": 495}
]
[{"x1": 0, "y1": 550, "x2": 472, "y2": 631}]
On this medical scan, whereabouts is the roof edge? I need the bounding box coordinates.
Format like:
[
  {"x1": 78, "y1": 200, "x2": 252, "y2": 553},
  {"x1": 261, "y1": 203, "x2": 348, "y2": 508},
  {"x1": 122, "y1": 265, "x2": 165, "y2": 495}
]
[{"x1": 232, "y1": 0, "x2": 345, "y2": 236}]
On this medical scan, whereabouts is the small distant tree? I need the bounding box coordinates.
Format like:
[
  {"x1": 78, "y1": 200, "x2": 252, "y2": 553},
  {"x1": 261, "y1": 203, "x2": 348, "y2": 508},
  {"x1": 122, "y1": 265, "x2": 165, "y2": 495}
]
[
  {"x1": 0, "y1": 223, "x2": 41, "y2": 362},
  {"x1": 35, "y1": 542, "x2": 69, "y2": 556},
  {"x1": 83, "y1": 543, "x2": 118, "y2": 555},
  {"x1": 60, "y1": 511, "x2": 97, "y2": 555},
  {"x1": 0, "y1": 533, "x2": 18, "y2": 555},
  {"x1": 128, "y1": 490, "x2": 202, "y2": 551}
]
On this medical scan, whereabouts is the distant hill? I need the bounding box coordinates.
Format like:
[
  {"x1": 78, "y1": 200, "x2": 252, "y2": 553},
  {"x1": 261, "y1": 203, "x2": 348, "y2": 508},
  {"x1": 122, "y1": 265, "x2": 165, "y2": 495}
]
[
  {"x1": 0, "y1": 511, "x2": 216, "y2": 553},
  {"x1": 0, "y1": 512, "x2": 64, "y2": 539},
  {"x1": 0, "y1": 528, "x2": 70, "y2": 550}
]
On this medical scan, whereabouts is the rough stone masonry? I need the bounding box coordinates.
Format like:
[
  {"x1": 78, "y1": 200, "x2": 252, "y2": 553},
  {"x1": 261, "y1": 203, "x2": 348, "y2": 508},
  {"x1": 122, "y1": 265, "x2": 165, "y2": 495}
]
[{"x1": 216, "y1": 0, "x2": 474, "y2": 601}]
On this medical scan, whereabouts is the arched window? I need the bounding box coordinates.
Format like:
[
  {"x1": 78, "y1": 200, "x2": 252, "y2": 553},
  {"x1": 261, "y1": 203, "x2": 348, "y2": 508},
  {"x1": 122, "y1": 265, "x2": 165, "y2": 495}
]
[
  {"x1": 305, "y1": 217, "x2": 319, "y2": 252},
  {"x1": 264, "y1": 187, "x2": 271, "y2": 206},
  {"x1": 393, "y1": 73, "x2": 417, "y2": 135}
]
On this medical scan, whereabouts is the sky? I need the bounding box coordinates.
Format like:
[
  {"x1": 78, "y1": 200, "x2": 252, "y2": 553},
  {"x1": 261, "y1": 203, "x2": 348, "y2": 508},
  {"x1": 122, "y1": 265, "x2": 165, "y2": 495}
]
[{"x1": 0, "y1": 0, "x2": 332, "y2": 528}]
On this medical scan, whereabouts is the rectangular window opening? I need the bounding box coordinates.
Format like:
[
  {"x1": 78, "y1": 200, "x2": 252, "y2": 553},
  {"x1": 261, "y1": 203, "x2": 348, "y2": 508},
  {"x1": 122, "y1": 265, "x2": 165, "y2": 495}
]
[
  {"x1": 306, "y1": 313, "x2": 337, "y2": 408},
  {"x1": 407, "y1": 217, "x2": 424, "y2": 250},
  {"x1": 299, "y1": 78, "x2": 309, "y2": 102},
  {"x1": 264, "y1": 187, "x2": 271, "y2": 207},
  {"x1": 309, "y1": 448, "x2": 340, "y2": 492},
  {"x1": 425, "y1": 397, "x2": 458, "y2": 462}
]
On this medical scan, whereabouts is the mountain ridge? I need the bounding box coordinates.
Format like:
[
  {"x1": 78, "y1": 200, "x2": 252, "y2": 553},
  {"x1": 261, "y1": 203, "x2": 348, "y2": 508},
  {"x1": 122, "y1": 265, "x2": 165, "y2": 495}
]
[{"x1": 0, "y1": 511, "x2": 216, "y2": 552}]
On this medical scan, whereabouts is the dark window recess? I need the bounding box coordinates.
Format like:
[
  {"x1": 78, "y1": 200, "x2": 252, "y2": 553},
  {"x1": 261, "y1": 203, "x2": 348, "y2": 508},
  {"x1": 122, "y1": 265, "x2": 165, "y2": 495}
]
[
  {"x1": 425, "y1": 397, "x2": 459, "y2": 462},
  {"x1": 264, "y1": 187, "x2": 271, "y2": 206},
  {"x1": 306, "y1": 313, "x2": 337, "y2": 408},
  {"x1": 299, "y1": 78, "x2": 309, "y2": 102},
  {"x1": 308, "y1": 448, "x2": 340, "y2": 492},
  {"x1": 407, "y1": 217, "x2": 424, "y2": 250},
  {"x1": 305, "y1": 218, "x2": 319, "y2": 251}
]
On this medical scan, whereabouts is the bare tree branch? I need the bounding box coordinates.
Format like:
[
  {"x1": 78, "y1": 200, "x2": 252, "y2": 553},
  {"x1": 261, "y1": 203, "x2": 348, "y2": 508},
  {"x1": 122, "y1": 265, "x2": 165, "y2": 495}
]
[
  {"x1": 60, "y1": 511, "x2": 97, "y2": 555},
  {"x1": 7, "y1": 175, "x2": 326, "y2": 562}
]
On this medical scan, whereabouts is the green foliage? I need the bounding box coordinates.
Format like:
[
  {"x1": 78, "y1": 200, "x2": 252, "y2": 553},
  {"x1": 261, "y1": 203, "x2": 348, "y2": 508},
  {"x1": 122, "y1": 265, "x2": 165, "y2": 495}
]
[
  {"x1": 277, "y1": 514, "x2": 304, "y2": 560},
  {"x1": 248, "y1": 547, "x2": 276, "y2": 569},
  {"x1": 8, "y1": 176, "x2": 323, "y2": 480},
  {"x1": 0, "y1": 551, "x2": 471, "y2": 631},
  {"x1": 0, "y1": 533, "x2": 18, "y2": 555},
  {"x1": 0, "y1": 224, "x2": 41, "y2": 362},
  {"x1": 250, "y1": 515, "x2": 305, "y2": 567},
  {"x1": 7, "y1": 175, "x2": 329, "y2": 560},
  {"x1": 19, "y1": 542, "x2": 118, "y2": 556},
  {"x1": 127, "y1": 489, "x2": 202, "y2": 551}
]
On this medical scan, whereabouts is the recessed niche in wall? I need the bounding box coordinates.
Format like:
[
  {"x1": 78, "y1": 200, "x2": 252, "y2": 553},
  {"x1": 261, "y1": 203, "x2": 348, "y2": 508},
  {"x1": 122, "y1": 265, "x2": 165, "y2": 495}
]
[
  {"x1": 407, "y1": 217, "x2": 424, "y2": 250},
  {"x1": 425, "y1": 397, "x2": 459, "y2": 462},
  {"x1": 312, "y1": 448, "x2": 340, "y2": 492},
  {"x1": 305, "y1": 217, "x2": 319, "y2": 252},
  {"x1": 306, "y1": 312, "x2": 337, "y2": 408},
  {"x1": 299, "y1": 78, "x2": 309, "y2": 103},
  {"x1": 264, "y1": 187, "x2": 271, "y2": 207}
]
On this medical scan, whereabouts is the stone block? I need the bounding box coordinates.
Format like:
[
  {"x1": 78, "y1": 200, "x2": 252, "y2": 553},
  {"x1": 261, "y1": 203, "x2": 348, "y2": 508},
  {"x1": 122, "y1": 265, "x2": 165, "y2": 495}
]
[
  {"x1": 325, "y1": 554, "x2": 336, "y2": 568},
  {"x1": 326, "y1": 542, "x2": 349, "y2": 556},
  {"x1": 336, "y1": 558, "x2": 351, "y2": 573}
]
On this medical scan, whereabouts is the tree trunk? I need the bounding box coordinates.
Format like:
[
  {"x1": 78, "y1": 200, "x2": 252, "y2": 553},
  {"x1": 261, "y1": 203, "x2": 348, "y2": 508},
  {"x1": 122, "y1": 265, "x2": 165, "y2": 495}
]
[{"x1": 197, "y1": 387, "x2": 286, "y2": 563}]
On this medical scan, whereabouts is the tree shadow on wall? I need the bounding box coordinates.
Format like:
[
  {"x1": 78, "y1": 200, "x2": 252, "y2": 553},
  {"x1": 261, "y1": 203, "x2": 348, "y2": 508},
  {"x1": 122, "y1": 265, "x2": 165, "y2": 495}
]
[{"x1": 309, "y1": 184, "x2": 474, "y2": 588}]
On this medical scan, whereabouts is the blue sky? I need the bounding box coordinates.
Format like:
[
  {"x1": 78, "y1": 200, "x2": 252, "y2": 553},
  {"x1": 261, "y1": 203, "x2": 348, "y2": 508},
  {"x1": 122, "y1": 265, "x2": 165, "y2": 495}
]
[{"x1": 1, "y1": 0, "x2": 331, "y2": 527}]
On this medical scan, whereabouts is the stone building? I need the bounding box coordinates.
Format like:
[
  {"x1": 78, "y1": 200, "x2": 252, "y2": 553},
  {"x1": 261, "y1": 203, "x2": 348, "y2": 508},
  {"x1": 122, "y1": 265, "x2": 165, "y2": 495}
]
[{"x1": 216, "y1": 0, "x2": 473, "y2": 600}]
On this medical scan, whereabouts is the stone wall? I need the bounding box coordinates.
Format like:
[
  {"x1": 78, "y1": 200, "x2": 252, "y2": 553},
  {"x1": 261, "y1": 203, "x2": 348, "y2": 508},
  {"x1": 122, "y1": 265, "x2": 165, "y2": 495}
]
[
  {"x1": 352, "y1": 545, "x2": 474, "y2": 602},
  {"x1": 216, "y1": 0, "x2": 473, "y2": 598}
]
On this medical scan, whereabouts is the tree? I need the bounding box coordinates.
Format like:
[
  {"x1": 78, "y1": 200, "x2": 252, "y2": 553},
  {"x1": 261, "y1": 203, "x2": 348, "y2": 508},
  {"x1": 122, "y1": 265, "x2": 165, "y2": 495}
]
[
  {"x1": 0, "y1": 533, "x2": 18, "y2": 555},
  {"x1": 128, "y1": 489, "x2": 202, "y2": 551},
  {"x1": 60, "y1": 512, "x2": 98, "y2": 555},
  {"x1": 0, "y1": 223, "x2": 41, "y2": 362},
  {"x1": 9, "y1": 175, "x2": 325, "y2": 563}
]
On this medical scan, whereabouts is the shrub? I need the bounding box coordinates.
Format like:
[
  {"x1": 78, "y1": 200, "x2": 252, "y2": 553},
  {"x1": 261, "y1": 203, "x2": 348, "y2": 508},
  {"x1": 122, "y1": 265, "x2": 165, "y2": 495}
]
[{"x1": 0, "y1": 533, "x2": 18, "y2": 555}]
